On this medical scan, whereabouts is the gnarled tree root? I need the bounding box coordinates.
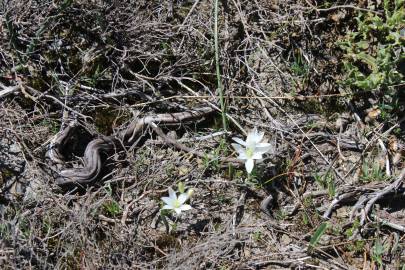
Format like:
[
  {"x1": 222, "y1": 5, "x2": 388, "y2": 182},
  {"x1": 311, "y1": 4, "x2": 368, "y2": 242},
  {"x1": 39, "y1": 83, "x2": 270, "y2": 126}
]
[
  {"x1": 351, "y1": 168, "x2": 405, "y2": 226},
  {"x1": 323, "y1": 168, "x2": 405, "y2": 229}
]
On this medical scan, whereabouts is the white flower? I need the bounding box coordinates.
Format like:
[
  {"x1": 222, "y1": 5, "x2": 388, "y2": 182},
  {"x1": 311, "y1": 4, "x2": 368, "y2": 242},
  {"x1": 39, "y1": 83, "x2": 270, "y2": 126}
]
[
  {"x1": 161, "y1": 187, "x2": 192, "y2": 215},
  {"x1": 231, "y1": 128, "x2": 272, "y2": 174}
]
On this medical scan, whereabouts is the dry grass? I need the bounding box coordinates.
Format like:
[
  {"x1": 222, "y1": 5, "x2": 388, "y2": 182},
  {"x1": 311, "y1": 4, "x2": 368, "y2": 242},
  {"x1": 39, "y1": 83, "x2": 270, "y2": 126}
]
[{"x1": 1, "y1": 0, "x2": 404, "y2": 269}]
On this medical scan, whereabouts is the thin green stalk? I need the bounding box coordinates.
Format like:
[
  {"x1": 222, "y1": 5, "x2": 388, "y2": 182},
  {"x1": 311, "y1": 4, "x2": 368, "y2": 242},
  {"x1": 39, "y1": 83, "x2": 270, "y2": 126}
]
[{"x1": 214, "y1": 0, "x2": 227, "y2": 130}]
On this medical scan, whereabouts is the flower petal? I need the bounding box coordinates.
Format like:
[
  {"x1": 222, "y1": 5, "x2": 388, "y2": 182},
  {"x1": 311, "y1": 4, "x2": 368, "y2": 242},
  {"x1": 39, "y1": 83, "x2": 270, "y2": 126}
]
[
  {"x1": 246, "y1": 131, "x2": 254, "y2": 145},
  {"x1": 161, "y1": 197, "x2": 173, "y2": 205},
  {"x1": 237, "y1": 152, "x2": 248, "y2": 160},
  {"x1": 232, "y1": 137, "x2": 246, "y2": 146},
  {"x1": 162, "y1": 205, "x2": 174, "y2": 210},
  {"x1": 254, "y1": 145, "x2": 272, "y2": 155},
  {"x1": 174, "y1": 208, "x2": 182, "y2": 215},
  {"x1": 168, "y1": 187, "x2": 177, "y2": 200},
  {"x1": 231, "y1": 143, "x2": 245, "y2": 154},
  {"x1": 179, "y1": 204, "x2": 192, "y2": 211},
  {"x1": 254, "y1": 131, "x2": 264, "y2": 143},
  {"x1": 245, "y1": 158, "x2": 254, "y2": 174},
  {"x1": 178, "y1": 193, "x2": 188, "y2": 204},
  {"x1": 247, "y1": 128, "x2": 264, "y2": 144},
  {"x1": 256, "y1": 142, "x2": 271, "y2": 148},
  {"x1": 252, "y1": 152, "x2": 263, "y2": 160}
]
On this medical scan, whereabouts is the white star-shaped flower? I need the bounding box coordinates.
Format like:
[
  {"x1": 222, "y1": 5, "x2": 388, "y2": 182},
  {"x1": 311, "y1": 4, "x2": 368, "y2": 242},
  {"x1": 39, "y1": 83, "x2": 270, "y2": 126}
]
[
  {"x1": 232, "y1": 128, "x2": 272, "y2": 174},
  {"x1": 161, "y1": 187, "x2": 192, "y2": 215}
]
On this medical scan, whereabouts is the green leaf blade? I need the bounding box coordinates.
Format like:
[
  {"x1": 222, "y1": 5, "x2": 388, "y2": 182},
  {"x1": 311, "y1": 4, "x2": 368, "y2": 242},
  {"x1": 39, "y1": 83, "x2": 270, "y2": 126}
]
[{"x1": 309, "y1": 222, "x2": 329, "y2": 251}]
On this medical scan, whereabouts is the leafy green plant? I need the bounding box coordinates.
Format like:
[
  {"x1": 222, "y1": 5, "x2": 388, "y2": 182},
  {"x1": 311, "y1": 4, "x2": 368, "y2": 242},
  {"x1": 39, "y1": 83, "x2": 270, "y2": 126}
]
[
  {"x1": 102, "y1": 200, "x2": 121, "y2": 217},
  {"x1": 314, "y1": 171, "x2": 336, "y2": 198},
  {"x1": 308, "y1": 222, "x2": 329, "y2": 251},
  {"x1": 347, "y1": 240, "x2": 366, "y2": 254},
  {"x1": 290, "y1": 50, "x2": 310, "y2": 78},
  {"x1": 40, "y1": 119, "x2": 60, "y2": 134},
  {"x1": 301, "y1": 212, "x2": 310, "y2": 226},
  {"x1": 359, "y1": 160, "x2": 390, "y2": 183},
  {"x1": 340, "y1": 0, "x2": 404, "y2": 90},
  {"x1": 345, "y1": 218, "x2": 361, "y2": 238},
  {"x1": 202, "y1": 138, "x2": 228, "y2": 172},
  {"x1": 274, "y1": 209, "x2": 288, "y2": 220},
  {"x1": 245, "y1": 173, "x2": 263, "y2": 189},
  {"x1": 371, "y1": 238, "x2": 386, "y2": 268},
  {"x1": 339, "y1": 0, "x2": 404, "y2": 117},
  {"x1": 42, "y1": 216, "x2": 53, "y2": 235},
  {"x1": 0, "y1": 223, "x2": 10, "y2": 241},
  {"x1": 216, "y1": 194, "x2": 231, "y2": 204},
  {"x1": 18, "y1": 217, "x2": 31, "y2": 239},
  {"x1": 252, "y1": 231, "x2": 263, "y2": 242}
]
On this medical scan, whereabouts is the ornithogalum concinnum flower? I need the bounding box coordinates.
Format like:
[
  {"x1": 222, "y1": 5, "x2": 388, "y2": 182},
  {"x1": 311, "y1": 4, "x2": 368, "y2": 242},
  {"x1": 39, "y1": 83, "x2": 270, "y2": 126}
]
[
  {"x1": 161, "y1": 187, "x2": 192, "y2": 215},
  {"x1": 231, "y1": 128, "x2": 272, "y2": 174}
]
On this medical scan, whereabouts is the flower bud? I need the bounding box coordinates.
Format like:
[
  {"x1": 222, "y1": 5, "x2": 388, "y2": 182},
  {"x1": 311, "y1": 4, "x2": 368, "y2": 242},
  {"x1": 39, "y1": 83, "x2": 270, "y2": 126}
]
[
  {"x1": 178, "y1": 182, "x2": 185, "y2": 193},
  {"x1": 187, "y1": 189, "x2": 194, "y2": 198}
]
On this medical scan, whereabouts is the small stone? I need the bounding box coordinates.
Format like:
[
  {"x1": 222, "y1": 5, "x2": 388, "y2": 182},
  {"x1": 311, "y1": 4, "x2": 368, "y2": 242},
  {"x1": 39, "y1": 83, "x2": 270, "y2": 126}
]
[
  {"x1": 364, "y1": 106, "x2": 381, "y2": 123},
  {"x1": 166, "y1": 131, "x2": 177, "y2": 140},
  {"x1": 9, "y1": 143, "x2": 21, "y2": 154},
  {"x1": 319, "y1": 234, "x2": 331, "y2": 246},
  {"x1": 335, "y1": 113, "x2": 350, "y2": 130},
  {"x1": 336, "y1": 207, "x2": 349, "y2": 218},
  {"x1": 281, "y1": 234, "x2": 292, "y2": 245}
]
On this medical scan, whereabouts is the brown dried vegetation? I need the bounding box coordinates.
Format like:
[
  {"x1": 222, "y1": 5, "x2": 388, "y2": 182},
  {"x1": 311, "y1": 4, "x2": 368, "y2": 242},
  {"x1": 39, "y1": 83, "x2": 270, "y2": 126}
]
[{"x1": 0, "y1": 0, "x2": 404, "y2": 269}]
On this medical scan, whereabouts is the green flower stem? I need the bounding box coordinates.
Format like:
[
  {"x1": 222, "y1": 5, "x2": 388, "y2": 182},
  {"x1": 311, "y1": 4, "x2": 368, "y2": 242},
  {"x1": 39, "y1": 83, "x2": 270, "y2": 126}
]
[{"x1": 214, "y1": 0, "x2": 227, "y2": 130}]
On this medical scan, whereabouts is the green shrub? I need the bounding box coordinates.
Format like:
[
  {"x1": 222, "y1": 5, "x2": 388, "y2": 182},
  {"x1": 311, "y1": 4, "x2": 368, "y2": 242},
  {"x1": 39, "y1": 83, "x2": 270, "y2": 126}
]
[
  {"x1": 340, "y1": 0, "x2": 404, "y2": 90},
  {"x1": 339, "y1": 0, "x2": 404, "y2": 117}
]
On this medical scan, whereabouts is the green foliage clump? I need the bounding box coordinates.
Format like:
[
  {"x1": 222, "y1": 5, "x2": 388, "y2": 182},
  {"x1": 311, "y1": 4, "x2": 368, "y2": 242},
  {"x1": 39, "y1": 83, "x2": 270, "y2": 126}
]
[
  {"x1": 102, "y1": 200, "x2": 122, "y2": 218},
  {"x1": 314, "y1": 171, "x2": 336, "y2": 199},
  {"x1": 340, "y1": 0, "x2": 404, "y2": 90},
  {"x1": 371, "y1": 238, "x2": 387, "y2": 268},
  {"x1": 339, "y1": 0, "x2": 404, "y2": 116},
  {"x1": 359, "y1": 160, "x2": 391, "y2": 183}
]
